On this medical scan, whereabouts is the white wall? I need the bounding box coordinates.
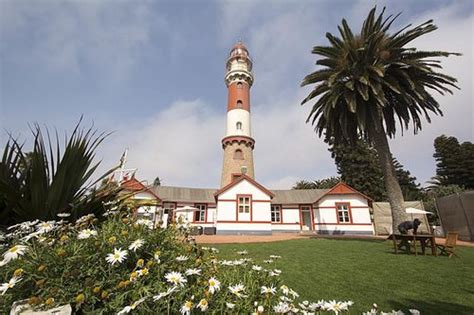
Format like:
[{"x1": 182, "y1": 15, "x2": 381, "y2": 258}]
[
  {"x1": 226, "y1": 109, "x2": 251, "y2": 137},
  {"x1": 215, "y1": 178, "x2": 272, "y2": 234},
  {"x1": 218, "y1": 179, "x2": 271, "y2": 201},
  {"x1": 315, "y1": 194, "x2": 374, "y2": 235}
]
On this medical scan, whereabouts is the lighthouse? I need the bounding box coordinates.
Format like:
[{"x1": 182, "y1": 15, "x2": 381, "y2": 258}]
[{"x1": 220, "y1": 42, "x2": 255, "y2": 187}]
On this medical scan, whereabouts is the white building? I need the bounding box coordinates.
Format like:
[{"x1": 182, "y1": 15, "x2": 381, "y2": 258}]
[{"x1": 121, "y1": 42, "x2": 375, "y2": 236}]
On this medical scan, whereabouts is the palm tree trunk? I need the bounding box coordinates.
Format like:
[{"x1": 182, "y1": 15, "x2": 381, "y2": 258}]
[{"x1": 370, "y1": 117, "x2": 408, "y2": 233}]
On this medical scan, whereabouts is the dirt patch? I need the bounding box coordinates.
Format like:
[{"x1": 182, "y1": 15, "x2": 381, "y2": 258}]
[{"x1": 194, "y1": 233, "x2": 474, "y2": 247}]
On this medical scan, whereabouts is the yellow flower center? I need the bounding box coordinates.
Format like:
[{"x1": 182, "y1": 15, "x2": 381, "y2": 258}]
[
  {"x1": 209, "y1": 280, "x2": 215, "y2": 286},
  {"x1": 9, "y1": 246, "x2": 18, "y2": 253},
  {"x1": 185, "y1": 301, "x2": 193, "y2": 309}
]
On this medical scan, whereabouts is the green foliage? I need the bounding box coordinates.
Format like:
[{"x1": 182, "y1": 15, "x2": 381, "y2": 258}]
[
  {"x1": 328, "y1": 140, "x2": 386, "y2": 200},
  {"x1": 325, "y1": 139, "x2": 421, "y2": 201},
  {"x1": 433, "y1": 135, "x2": 474, "y2": 189},
  {"x1": 0, "y1": 121, "x2": 122, "y2": 227},
  {"x1": 0, "y1": 214, "x2": 343, "y2": 314},
  {"x1": 292, "y1": 177, "x2": 341, "y2": 190},
  {"x1": 301, "y1": 7, "x2": 459, "y2": 144}
]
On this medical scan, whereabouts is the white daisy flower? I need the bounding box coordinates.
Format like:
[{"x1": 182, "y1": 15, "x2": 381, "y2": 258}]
[
  {"x1": 269, "y1": 270, "x2": 280, "y2": 277},
  {"x1": 263, "y1": 259, "x2": 274, "y2": 264},
  {"x1": 185, "y1": 268, "x2": 201, "y2": 276},
  {"x1": 76, "y1": 213, "x2": 95, "y2": 224},
  {"x1": 106, "y1": 248, "x2": 128, "y2": 265},
  {"x1": 153, "y1": 286, "x2": 178, "y2": 301},
  {"x1": 409, "y1": 309, "x2": 420, "y2": 315},
  {"x1": 237, "y1": 250, "x2": 248, "y2": 255},
  {"x1": 176, "y1": 255, "x2": 189, "y2": 262},
  {"x1": 252, "y1": 265, "x2": 262, "y2": 271},
  {"x1": 117, "y1": 297, "x2": 146, "y2": 314},
  {"x1": 180, "y1": 300, "x2": 193, "y2": 315},
  {"x1": 269, "y1": 254, "x2": 281, "y2": 259},
  {"x1": 273, "y1": 302, "x2": 291, "y2": 313},
  {"x1": 257, "y1": 305, "x2": 264, "y2": 313},
  {"x1": 196, "y1": 299, "x2": 209, "y2": 312},
  {"x1": 165, "y1": 271, "x2": 187, "y2": 287},
  {"x1": 208, "y1": 277, "x2": 220, "y2": 294},
  {"x1": 129, "y1": 239, "x2": 145, "y2": 252},
  {"x1": 0, "y1": 276, "x2": 22, "y2": 295},
  {"x1": 308, "y1": 300, "x2": 325, "y2": 311},
  {"x1": 280, "y1": 285, "x2": 290, "y2": 295},
  {"x1": 226, "y1": 302, "x2": 235, "y2": 309},
  {"x1": 0, "y1": 245, "x2": 28, "y2": 266},
  {"x1": 324, "y1": 300, "x2": 348, "y2": 314},
  {"x1": 228, "y1": 284, "x2": 247, "y2": 298},
  {"x1": 56, "y1": 212, "x2": 71, "y2": 218},
  {"x1": 289, "y1": 288, "x2": 300, "y2": 298},
  {"x1": 136, "y1": 268, "x2": 149, "y2": 277},
  {"x1": 77, "y1": 229, "x2": 98, "y2": 239},
  {"x1": 261, "y1": 285, "x2": 277, "y2": 295},
  {"x1": 210, "y1": 247, "x2": 219, "y2": 253},
  {"x1": 36, "y1": 221, "x2": 55, "y2": 234}
]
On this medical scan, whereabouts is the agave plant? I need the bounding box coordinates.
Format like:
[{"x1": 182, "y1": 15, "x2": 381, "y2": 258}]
[
  {"x1": 301, "y1": 7, "x2": 459, "y2": 230},
  {"x1": 0, "y1": 120, "x2": 124, "y2": 227}
]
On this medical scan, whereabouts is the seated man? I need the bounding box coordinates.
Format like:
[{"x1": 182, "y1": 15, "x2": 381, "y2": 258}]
[{"x1": 398, "y1": 218, "x2": 422, "y2": 235}]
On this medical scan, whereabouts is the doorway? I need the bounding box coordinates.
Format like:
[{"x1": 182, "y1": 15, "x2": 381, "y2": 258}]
[{"x1": 300, "y1": 205, "x2": 313, "y2": 231}]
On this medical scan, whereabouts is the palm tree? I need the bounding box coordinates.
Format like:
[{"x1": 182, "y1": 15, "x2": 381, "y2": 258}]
[{"x1": 301, "y1": 7, "x2": 459, "y2": 231}]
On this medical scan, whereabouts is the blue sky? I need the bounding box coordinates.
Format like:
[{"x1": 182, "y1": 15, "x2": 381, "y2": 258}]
[{"x1": 1, "y1": 0, "x2": 473, "y2": 189}]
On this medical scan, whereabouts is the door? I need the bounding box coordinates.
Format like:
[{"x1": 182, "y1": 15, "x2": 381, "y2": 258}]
[{"x1": 300, "y1": 205, "x2": 313, "y2": 231}]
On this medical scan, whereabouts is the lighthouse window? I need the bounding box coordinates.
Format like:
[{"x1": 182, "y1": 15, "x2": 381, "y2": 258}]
[
  {"x1": 237, "y1": 82, "x2": 243, "y2": 89},
  {"x1": 234, "y1": 149, "x2": 243, "y2": 160},
  {"x1": 236, "y1": 122, "x2": 242, "y2": 130},
  {"x1": 236, "y1": 100, "x2": 243, "y2": 108}
]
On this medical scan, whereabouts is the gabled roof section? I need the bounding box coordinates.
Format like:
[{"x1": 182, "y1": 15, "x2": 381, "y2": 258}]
[
  {"x1": 271, "y1": 189, "x2": 329, "y2": 204},
  {"x1": 151, "y1": 186, "x2": 217, "y2": 204},
  {"x1": 214, "y1": 174, "x2": 275, "y2": 198},
  {"x1": 121, "y1": 177, "x2": 160, "y2": 200},
  {"x1": 320, "y1": 182, "x2": 373, "y2": 201}
]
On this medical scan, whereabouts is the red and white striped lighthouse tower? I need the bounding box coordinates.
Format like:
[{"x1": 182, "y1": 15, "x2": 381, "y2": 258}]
[{"x1": 220, "y1": 42, "x2": 255, "y2": 187}]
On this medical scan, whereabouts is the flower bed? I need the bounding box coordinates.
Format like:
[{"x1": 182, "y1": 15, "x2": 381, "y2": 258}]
[{"x1": 0, "y1": 212, "x2": 418, "y2": 314}]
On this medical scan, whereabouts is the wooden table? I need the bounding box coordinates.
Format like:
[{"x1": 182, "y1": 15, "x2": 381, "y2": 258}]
[{"x1": 390, "y1": 234, "x2": 438, "y2": 256}]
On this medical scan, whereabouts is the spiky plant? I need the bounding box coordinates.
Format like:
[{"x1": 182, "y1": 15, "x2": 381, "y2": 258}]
[
  {"x1": 0, "y1": 120, "x2": 124, "y2": 227},
  {"x1": 301, "y1": 7, "x2": 460, "y2": 230}
]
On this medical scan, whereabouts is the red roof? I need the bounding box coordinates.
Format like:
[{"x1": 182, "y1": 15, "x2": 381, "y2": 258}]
[
  {"x1": 319, "y1": 182, "x2": 373, "y2": 201},
  {"x1": 214, "y1": 174, "x2": 275, "y2": 199},
  {"x1": 121, "y1": 177, "x2": 160, "y2": 200}
]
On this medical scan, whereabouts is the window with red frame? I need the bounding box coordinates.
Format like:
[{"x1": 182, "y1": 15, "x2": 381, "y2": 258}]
[
  {"x1": 337, "y1": 203, "x2": 351, "y2": 223},
  {"x1": 271, "y1": 205, "x2": 281, "y2": 223},
  {"x1": 238, "y1": 196, "x2": 251, "y2": 213}
]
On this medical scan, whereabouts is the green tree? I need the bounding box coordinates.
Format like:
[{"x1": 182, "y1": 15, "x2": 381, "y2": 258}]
[
  {"x1": 433, "y1": 135, "x2": 474, "y2": 189},
  {"x1": 0, "y1": 121, "x2": 123, "y2": 227},
  {"x1": 301, "y1": 7, "x2": 459, "y2": 231},
  {"x1": 328, "y1": 139, "x2": 421, "y2": 201},
  {"x1": 293, "y1": 176, "x2": 341, "y2": 190},
  {"x1": 329, "y1": 139, "x2": 386, "y2": 200}
]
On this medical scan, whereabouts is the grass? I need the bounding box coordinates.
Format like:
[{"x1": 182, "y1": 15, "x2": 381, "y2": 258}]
[{"x1": 211, "y1": 238, "x2": 474, "y2": 314}]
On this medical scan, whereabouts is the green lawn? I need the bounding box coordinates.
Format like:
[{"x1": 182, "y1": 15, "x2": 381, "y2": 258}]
[{"x1": 211, "y1": 238, "x2": 474, "y2": 314}]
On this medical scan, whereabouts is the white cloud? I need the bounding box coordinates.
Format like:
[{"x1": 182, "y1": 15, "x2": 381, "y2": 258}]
[{"x1": 0, "y1": 0, "x2": 158, "y2": 79}]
